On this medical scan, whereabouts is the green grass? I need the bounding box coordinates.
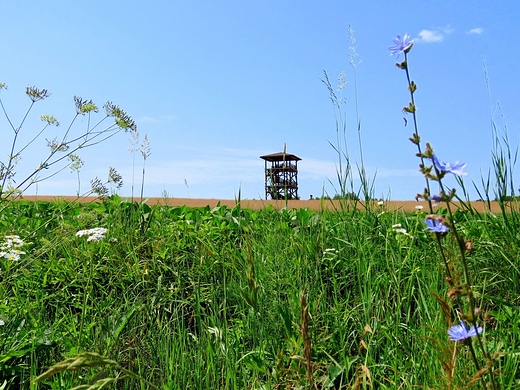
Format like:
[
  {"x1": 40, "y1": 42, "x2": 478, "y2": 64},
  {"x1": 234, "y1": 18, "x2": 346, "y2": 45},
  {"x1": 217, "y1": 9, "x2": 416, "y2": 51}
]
[{"x1": 1, "y1": 196, "x2": 519, "y2": 388}]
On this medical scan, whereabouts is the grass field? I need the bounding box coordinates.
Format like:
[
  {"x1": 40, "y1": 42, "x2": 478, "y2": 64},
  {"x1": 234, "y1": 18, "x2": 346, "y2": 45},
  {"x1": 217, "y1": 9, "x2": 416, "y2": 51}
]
[{"x1": 1, "y1": 195, "x2": 519, "y2": 389}]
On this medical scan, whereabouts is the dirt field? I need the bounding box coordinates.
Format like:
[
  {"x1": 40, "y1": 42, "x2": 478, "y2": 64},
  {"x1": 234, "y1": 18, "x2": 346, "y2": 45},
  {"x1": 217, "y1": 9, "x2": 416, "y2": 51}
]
[{"x1": 15, "y1": 196, "x2": 515, "y2": 213}]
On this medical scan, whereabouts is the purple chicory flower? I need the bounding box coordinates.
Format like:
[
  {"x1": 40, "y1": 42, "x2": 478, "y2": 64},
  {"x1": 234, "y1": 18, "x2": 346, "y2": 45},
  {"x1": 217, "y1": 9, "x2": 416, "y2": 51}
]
[
  {"x1": 429, "y1": 194, "x2": 443, "y2": 204},
  {"x1": 448, "y1": 322, "x2": 483, "y2": 341},
  {"x1": 424, "y1": 218, "x2": 450, "y2": 233},
  {"x1": 433, "y1": 154, "x2": 468, "y2": 176},
  {"x1": 388, "y1": 34, "x2": 413, "y2": 56}
]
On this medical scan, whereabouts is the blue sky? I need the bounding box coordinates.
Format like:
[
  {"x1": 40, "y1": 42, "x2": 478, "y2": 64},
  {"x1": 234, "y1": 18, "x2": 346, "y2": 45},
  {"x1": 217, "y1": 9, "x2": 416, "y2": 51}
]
[{"x1": 1, "y1": 1, "x2": 519, "y2": 200}]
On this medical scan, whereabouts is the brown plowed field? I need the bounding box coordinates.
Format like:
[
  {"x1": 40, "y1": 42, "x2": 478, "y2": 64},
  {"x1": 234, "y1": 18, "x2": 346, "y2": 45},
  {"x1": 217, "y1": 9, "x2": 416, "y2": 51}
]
[{"x1": 14, "y1": 196, "x2": 516, "y2": 213}]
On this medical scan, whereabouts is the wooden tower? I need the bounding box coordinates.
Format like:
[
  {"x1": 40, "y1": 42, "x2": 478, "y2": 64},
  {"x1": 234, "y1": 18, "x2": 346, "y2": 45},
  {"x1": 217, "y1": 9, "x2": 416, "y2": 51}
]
[{"x1": 260, "y1": 149, "x2": 301, "y2": 200}]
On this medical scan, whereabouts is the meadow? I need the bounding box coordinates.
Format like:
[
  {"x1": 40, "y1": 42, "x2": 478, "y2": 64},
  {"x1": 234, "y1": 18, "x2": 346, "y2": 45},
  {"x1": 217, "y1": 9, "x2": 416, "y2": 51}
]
[{"x1": 1, "y1": 195, "x2": 519, "y2": 388}]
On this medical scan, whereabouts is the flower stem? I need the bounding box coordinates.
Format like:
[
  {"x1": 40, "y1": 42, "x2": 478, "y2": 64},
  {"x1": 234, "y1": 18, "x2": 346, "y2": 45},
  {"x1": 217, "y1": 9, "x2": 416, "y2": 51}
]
[
  {"x1": 403, "y1": 54, "x2": 453, "y2": 281},
  {"x1": 403, "y1": 52, "x2": 434, "y2": 214}
]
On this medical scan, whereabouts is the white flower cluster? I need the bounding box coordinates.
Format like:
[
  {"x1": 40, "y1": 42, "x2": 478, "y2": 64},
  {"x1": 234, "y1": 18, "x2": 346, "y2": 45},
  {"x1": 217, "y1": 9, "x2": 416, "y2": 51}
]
[
  {"x1": 391, "y1": 224, "x2": 413, "y2": 238},
  {"x1": 76, "y1": 228, "x2": 108, "y2": 242},
  {"x1": 0, "y1": 234, "x2": 26, "y2": 261},
  {"x1": 323, "y1": 248, "x2": 338, "y2": 260},
  {"x1": 323, "y1": 248, "x2": 338, "y2": 256}
]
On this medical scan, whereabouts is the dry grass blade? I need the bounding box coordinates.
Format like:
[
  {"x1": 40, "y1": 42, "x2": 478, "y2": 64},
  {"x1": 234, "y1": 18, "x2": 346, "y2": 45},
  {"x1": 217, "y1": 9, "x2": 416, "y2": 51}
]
[
  {"x1": 431, "y1": 290, "x2": 452, "y2": 322},
  {"x1": 467, "y1": 366, "x2": 489, "y2": 388},
  {"x1": 33, "y1": 353, "x2": 118, "y2": 382},
  {"x1": 32, "y1": 352, "x2": 159, "y2": 390},
  {"x1": 70, "y1": 376, "x2": 117, "y2": 390},
  {"x1": 353, "y1": 363, "x2": 372, "y2": 389}
]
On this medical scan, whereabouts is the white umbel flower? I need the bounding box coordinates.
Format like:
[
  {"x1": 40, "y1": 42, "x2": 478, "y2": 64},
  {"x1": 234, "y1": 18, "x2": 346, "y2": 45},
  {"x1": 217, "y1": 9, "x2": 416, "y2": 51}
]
[{"x1": 76, "y1": 228, "x2": 108, "y2": 242}]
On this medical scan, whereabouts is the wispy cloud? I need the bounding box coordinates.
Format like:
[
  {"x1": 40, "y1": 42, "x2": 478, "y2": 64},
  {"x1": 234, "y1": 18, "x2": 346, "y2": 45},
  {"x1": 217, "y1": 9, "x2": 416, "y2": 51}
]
[
  {"x1": 144, "y1": 159, "x2": 263, "y2": 186},
  {"x1": 442, "y1": 26, "x2": 455, "y2": 35},
  {"x1": 124, "y1": 146, "x2": 265, "y2": 187},
  {"x1": 467, "y1": 27, "x2": 483, "y2": 35},
  {"x1": 115, "y1": 148, "x2": 422, "y2": 196},
  {"x1": 299, "y1": 158, "x2": 419, "y2": 181},
  {"x1": 299, "y1": 158, "x2": 337, "y2": 180},
  {"x1": 415, "y1": 26, "x2": 454, "y2": 43},
  {"x1": 30, "y1": 146, "x2": 425, "y2": 200}
]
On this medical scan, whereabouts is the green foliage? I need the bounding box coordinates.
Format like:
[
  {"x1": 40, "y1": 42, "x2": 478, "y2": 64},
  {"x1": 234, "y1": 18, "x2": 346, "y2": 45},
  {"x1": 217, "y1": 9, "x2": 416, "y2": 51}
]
[
  {"x1": 0, "y1": 199, "x2": 519, "y2": 388},
  {"x1": 321, "y1": 192, "x2": 361, "y2": 201}
]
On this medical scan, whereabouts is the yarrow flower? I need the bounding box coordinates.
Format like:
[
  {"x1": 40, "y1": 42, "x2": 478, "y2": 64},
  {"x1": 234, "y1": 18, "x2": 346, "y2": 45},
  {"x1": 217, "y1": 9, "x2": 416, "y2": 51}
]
[
  {"x1": 87, "y1": 234, "x2": 105, "y2": 242},
  {"x1": 448, "y1": 322, "x2": 483, "y2": 341},
  {"x1": 433, "y1": 154, "x2": 467, "y2": 176},
  {"x1": 424, "y1": 218, "x2": 450, "y2": 233},
  {"x1": 388, "y1": 34, "x2": 413, "y2": 56},
  {"x1": 76, "y1": 228, "x2": 108, "y2": 242}
]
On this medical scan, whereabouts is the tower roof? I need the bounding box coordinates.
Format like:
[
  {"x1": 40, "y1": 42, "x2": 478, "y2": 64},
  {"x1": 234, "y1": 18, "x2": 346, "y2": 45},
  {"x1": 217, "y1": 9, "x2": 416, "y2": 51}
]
[{"x1": 260, "y1": 152, "x2": 301, "y2": 162}]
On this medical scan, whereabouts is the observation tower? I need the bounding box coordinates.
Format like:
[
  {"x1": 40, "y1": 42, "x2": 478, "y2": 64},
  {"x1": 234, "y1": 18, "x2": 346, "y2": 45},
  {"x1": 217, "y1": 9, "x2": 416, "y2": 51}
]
[{"x1": 260, "y1": 149, "x2": 301, "y2": 200}]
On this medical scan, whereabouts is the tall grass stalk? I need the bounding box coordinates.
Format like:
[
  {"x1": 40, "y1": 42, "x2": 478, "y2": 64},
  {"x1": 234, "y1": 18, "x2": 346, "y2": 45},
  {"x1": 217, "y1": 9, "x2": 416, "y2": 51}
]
[
  {"x1": 139, "y1": 134, "x2": 151, "y2": 202},
  {"x1": 348, "y1": 25, "x2": 375, "y2": 204},
  {"x1": 321, "y1": 69, "x2": 352, "y2": 202},
  {"x1": 484, "y1": 61, "x2": 518, "y2": 203},
  {"x1": 322, "y1": 27, "x2": 376, "y2": 208}
]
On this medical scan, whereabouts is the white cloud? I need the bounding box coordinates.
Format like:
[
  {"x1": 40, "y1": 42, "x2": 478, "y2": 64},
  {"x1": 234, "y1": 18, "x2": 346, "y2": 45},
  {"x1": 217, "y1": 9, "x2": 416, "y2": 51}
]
[
  {"x1": 415, "y1": 26, "x2": 454, "y2": 43},
  {"x1": 467, "y1": 27, "x2": 483, "y2": 35},
  {"x1": 416, "y1": 29, "x2": 444, "y2": 43}
]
